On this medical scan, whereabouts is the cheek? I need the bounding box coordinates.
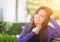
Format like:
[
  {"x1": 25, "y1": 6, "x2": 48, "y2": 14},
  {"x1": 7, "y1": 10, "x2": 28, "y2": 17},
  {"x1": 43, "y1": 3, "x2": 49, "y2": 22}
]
[
  {"x1": 34, "y1": 17, "x2": 38, "y2": 23},
  {"x1": 39, "y1": 17, "x2": 45, "y2": 23}
]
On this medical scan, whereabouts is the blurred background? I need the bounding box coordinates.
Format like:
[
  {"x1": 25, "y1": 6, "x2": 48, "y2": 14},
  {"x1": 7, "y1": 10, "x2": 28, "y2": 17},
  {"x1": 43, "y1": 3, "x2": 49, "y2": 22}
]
[{"x1": 0, "y1": 0, "x2": 60, "y2": 42}]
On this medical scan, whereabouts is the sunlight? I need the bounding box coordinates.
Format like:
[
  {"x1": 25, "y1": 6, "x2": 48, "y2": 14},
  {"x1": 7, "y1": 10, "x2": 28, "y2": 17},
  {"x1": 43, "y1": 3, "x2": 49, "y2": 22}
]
[{"x1": 56, "y1": 0, "x2": 60, "y2": 4}]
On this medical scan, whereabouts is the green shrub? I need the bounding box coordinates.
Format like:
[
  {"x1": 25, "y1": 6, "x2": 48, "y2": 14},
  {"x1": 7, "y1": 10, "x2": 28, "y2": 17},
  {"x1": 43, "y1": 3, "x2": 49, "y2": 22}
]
[
  {"x1": 0, "y1": 21, "x2": 26, "y2": 35},
  {"x1": 7, "y1": 23, "x2": 26, "y2": 35},
  {"x1": 0, "y1": 33, "x2": 17, "y2": 42}
]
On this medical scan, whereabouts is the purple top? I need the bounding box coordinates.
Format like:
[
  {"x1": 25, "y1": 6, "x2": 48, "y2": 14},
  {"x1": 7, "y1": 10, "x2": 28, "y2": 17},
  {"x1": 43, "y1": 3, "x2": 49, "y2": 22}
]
[{"x1": 17, "y1": 19, "x2": 60, "y2": 42}]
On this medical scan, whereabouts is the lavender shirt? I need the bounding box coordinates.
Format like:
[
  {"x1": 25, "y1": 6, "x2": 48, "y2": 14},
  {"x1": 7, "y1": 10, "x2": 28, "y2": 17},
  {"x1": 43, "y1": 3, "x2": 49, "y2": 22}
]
[{"x1": 17, "y1": 19, "x2": 60, "y2": 42}]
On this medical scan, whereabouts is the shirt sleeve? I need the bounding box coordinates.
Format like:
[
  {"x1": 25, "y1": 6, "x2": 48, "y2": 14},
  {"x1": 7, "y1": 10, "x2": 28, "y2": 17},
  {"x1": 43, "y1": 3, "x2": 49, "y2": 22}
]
[
  {"x1": 50, "y1": 18, "x2": 60, "y2": 29},
  {"x1": 50, "y1": 18, "x2": 60, "y2": 37},
  {"x1": 17, "y1": 24, "x2": 35, "y2": 42}
]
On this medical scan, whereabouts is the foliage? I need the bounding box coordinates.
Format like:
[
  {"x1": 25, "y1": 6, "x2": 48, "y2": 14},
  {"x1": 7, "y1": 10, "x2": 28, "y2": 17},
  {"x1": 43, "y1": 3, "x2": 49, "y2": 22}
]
[
  {"x1": 26, "y1": 0, "x2": 60, "y2": 17},
  {"x1": 0, "y1": 33, "x2": 17, "y2": 42},
  {"x1": 0, "y1": 21, "x2": 26, "y2": 35}
]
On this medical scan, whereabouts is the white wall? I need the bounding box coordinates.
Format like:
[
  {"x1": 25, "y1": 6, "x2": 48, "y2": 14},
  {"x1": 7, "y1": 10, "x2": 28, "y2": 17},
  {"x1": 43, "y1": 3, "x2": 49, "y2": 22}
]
[
  {"x1": 0, "y1": 0, "x2": 30, "y2": 22},
  {"x1": 17, "y1": 0, "x2": 27, "y2": 22},
  {"x1": 3, "y1": 0, "x2": 16, "y2": 22},
  {"x1": 0, "y1": 0, "x2": 4, "y2": 21},
  {"x1": 0, "y1": 0, "x2": 4, "y2": 8}
]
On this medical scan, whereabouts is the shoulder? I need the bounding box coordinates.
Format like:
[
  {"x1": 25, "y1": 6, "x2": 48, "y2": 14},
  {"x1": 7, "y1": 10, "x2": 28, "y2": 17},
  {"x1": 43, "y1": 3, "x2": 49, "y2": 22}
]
[
  {"x1": 48, "y1": 25, "x2": 53, "y2": 29},
  {"x1": 48, "y1": 25, "x2": 55, "y2": 30},
  {"x1": 23, "y1": 23, "x2": 30, "y2": 30},
  {"x1": 48, "y1": 25, "x2": 55, "y2": 32},
  {"x1": 48, "y1": 25, "x2": 55, "y2": 35}
]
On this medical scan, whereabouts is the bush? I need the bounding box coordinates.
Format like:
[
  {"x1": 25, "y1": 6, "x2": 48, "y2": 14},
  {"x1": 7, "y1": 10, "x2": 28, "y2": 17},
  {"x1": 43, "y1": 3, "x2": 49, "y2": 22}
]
[
  {"x1": 7, "y1": 23, "x2": 26, "y2": 35},
  {"x1": 0, "y1": 21, "x2": 26, "y2": 35},
  {"x1": 0, "y1": 21, "x2": 6, "y2": 33},
  {"x1": 0, "y1": 33, "x2": 17, "y2": 42}
]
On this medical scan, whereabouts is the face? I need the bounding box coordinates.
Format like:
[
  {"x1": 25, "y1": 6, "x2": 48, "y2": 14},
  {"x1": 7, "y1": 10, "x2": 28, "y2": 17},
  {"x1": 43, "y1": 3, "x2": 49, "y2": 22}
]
[{"x1": 34, "y1": 9, "x2": 46, "y2": 25}]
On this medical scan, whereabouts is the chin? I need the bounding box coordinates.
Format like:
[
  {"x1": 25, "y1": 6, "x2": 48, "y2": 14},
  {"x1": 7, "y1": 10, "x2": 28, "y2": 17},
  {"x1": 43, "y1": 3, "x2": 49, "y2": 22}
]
[{"x1": 38, "y1": 22, "x2": 42, "y2": 24}]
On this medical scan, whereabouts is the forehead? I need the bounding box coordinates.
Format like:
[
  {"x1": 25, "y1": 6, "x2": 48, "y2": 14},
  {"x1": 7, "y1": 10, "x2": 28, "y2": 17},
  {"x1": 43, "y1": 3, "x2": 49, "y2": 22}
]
[{"x1": 37, "y1": 9, "x2": 46, "y2": 16}]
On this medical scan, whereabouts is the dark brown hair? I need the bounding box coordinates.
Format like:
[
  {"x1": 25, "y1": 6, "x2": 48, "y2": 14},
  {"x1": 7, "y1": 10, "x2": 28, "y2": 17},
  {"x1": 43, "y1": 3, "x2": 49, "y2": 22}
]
[{"x1": 21, "y1": 6, "x2": 53, "y2": 42}]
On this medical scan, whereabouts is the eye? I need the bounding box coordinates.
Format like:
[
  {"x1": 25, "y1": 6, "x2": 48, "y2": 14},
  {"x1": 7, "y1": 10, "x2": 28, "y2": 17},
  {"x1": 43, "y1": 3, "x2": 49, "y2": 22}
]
[
  {"x1": 39, "y1": 15, "x2": 44, "y2": 18},
  {"x1": 41, "y1": 15, "x2": 44, "y2": 17},
  {"x1": 34, "y1": 14, "x2": 39, "y2": 18}
]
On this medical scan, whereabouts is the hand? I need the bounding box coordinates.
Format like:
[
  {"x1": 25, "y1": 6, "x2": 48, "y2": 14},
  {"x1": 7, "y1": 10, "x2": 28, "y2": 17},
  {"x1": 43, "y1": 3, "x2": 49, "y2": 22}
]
[{"x1": 32, "y1": 27, "x2": 41, "y2": 35}]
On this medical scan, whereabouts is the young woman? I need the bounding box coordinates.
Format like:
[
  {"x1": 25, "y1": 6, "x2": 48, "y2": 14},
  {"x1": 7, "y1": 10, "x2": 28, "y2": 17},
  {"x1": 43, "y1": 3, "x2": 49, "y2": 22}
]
[{"x1": 17, "y1": 6, "x2": 60, "y2": 42}]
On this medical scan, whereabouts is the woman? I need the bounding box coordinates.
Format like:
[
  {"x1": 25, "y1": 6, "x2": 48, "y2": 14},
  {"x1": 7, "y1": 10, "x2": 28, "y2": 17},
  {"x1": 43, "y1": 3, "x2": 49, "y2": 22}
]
[{"x1": 17, "y1": 6, "x2": 60, "y2": 42}]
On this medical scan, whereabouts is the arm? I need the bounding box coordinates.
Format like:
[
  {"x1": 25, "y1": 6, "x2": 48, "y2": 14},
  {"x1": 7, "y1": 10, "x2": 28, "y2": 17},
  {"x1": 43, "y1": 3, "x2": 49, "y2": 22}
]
[
  {"x1": 50, "y1": 18, "x2": 60, "y2": 37},
  {"x1": 17, "y1": 24, "x2": 35, "y2": 42},
  {"x1": 50, "y1": 18, "x2": 60, "y2": 29},
  {"x1": 48, "y1": 26, "x2": 60, "y2": 38}
]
